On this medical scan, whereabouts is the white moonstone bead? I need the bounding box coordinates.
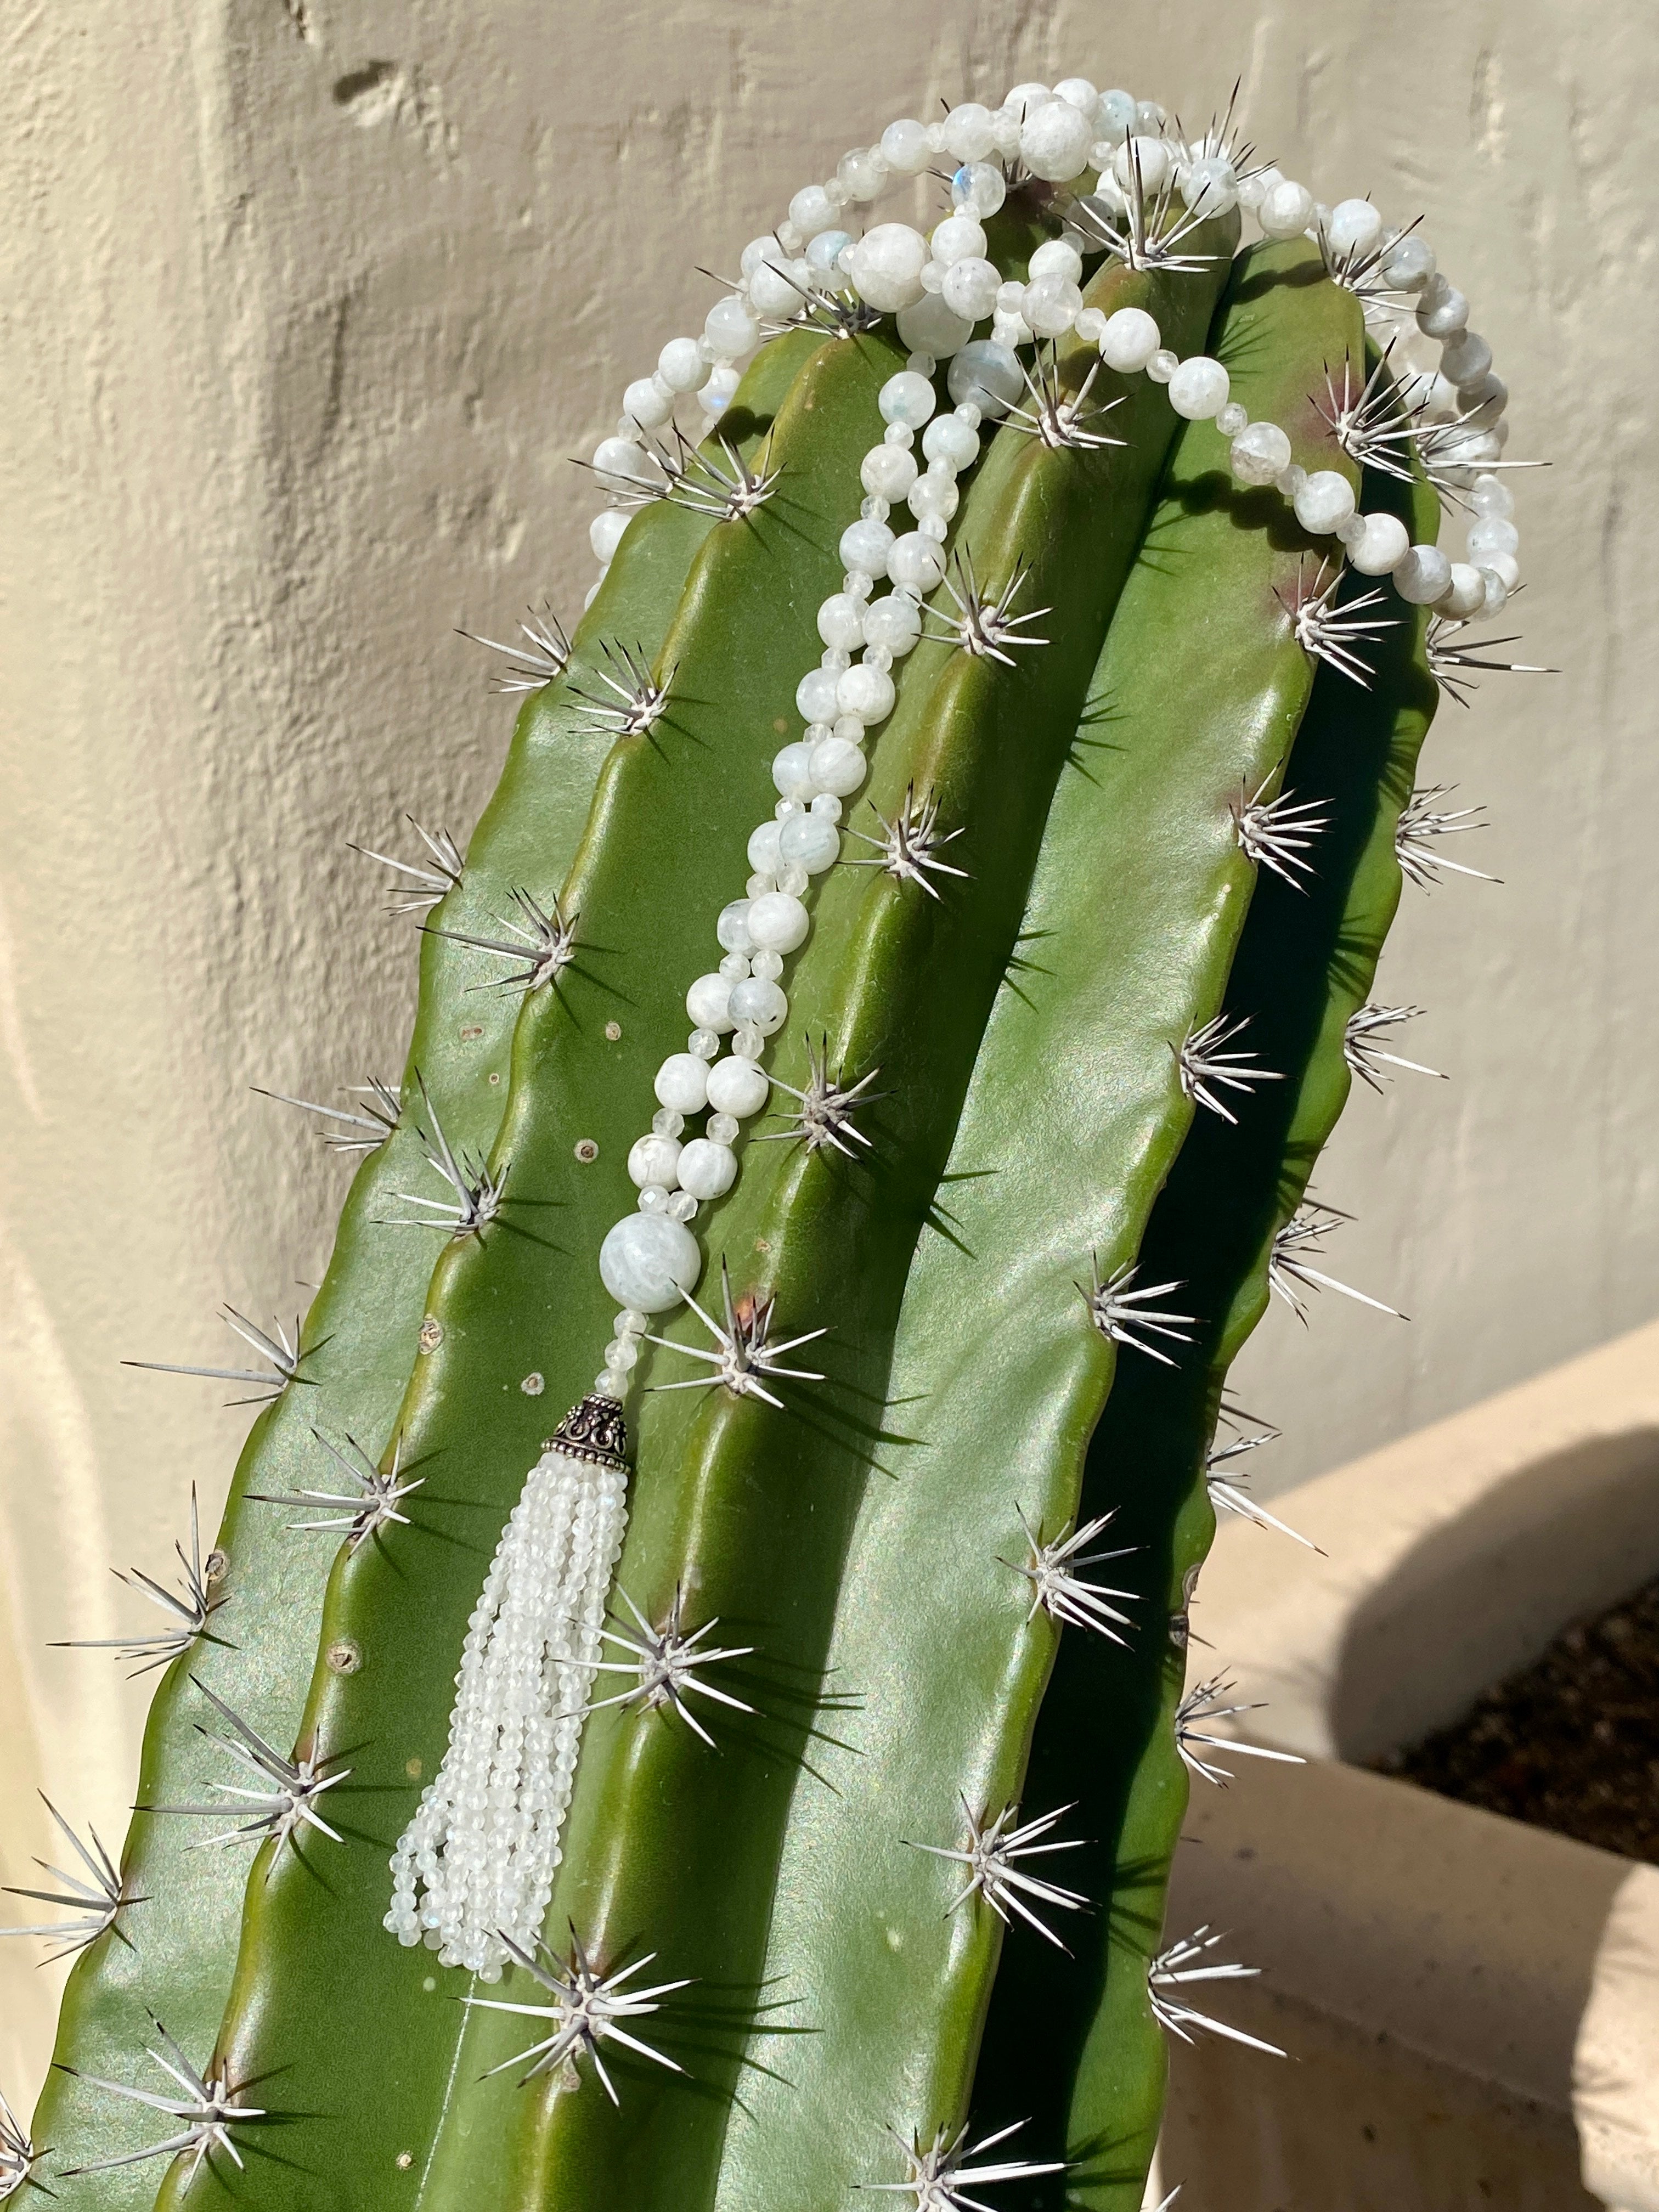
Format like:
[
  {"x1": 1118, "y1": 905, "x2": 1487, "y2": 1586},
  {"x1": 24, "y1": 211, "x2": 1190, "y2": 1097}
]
[
  {"x1": 817, "y1": 593, "x2": 866, "y2": 652},
  {"x1": 589, "y1": 510, "x2": 629, "y2": 564},
  {"x1": 729, "y1": 977, "x2": 787, "y2": 1034},
  {"x1": 1258, "y1": 179, "x2": 1316, "y2": 239},
  {"x1": 1023, "y1": 275, "x2": 1082, "y2": 337},
  {"x1": 1470, "y1": 475, "x2": 1515, "y2": 521},
  {"x1": 1416, "y1": 280, "x2": 1469, "y2": 339},
  {"x1": 746, "y1": 890, "x2": 810, "y2": 953},
  {"x1": 1182, "y1": 155, "x2": 1238, "y2": 217},
  {"x1": 1098, "y1": 307, "x2": 1160, "y2": 373},
  {"x1": 1441, "y1": 562, "x2": 1487, "y2": 619},
  {"x1": 1229, "y1": 420, "x2": 1292, "y2": 487},
  {"x1": 847, "y1": 224, "x2": 929, "y2": 313},
  {"x1": 861, "y1": 594, "x2": 922, "y2": 657},
  {"x1": 923, "y1": 414, "x2": 979, "y2": 470},
  {"x1": 749, "y1": 259, "x2": 806, "y2": 319},
  {"x1": 676, "y1": 1138, "x2": 738, "y2": 1203},
  {"x1": 1112, "y1": 134, "x2": 1171, "y2": 193},
  {"x1": 1477, "y1": 568, "x2": 1508, "y2": 615},
  {"x1": 704, "y1": 295, "x2": 758, "y2": 358},
  {"x1": 1022, "y1": 98, "x2": 1093, "y2": 182},
  {"x1": 943, "y1": 101, "x2": 997, "y2": 162},
  {"x1": 806, "y1": 228, "x2": 854, "y2": 272},
  {"x1": 1440, "y1": 328, "x2": 1492, "y2": 387},
  {"x1": 808, "y1": 734, "x2": 867, "y2": 797},
  {"x1": 716, "y1": 899, "x2": 753, "y2": 955},
  {"x1": 839, "y1": 518, "x2": 895, "y2": 577},
  {"x1": 838, "y1": 664, "x2": 896, "y2": 722},
  {"x1": 946, "y1": 340, "x2": 1022, "y2": 417},
  {"x1": 888, "y1": 533, "x2": 947, "y2": 594},
  {"x1": 628, "y1": 1133, "x2": 682, "y2": 1189},
  {"x1": 909, "y1": 471, "x2": 959, "y2": 524},
  {"x1": 654, "y1": 1053, "x2": 710, "y2": 1113},
  {"x1": 1167, "y1": 356, "x2": 1230, "y2": 420},
  {"x1": 1382, "y1": 234, "x2": 1436, "y2": 289},
  {"x1": 930, "y1": 214, "x2": 988, "y2": 267},
  {"x1": 879, "y1": 371, "x2": 936, "y2": 429},
  {"x1": 1392, "y1": 544, "x2": 1453, "y2": 605},
  {"x1": 1466, "y1": 516, "x2": 1520, "y2": 560},
  {"x1": 706, "y1": 1056, "x2": 770, "y2": 1118},
  {"x1": 623, "y1": 377, "x2": 674, "y2": 431},
  {"x1": 657, "y1": 336, "x2": 705, "y2": 392},
  {"x1": 772, "y1": 740, "x2": 816, "y2": 798},
  {"x1": 685, "y1": 972, "x2": 735, "y2": 1031},
  {"x1": 599, "y1": 1212, "x2": 701, "y2": 1313},
  {"x1": 896, "y1": 294, "x2": 973, "y2": 361},
  {"x1": 1029, "y1": 238, "x2": 1085, "y2": 286},
  {"x1": 1326, "y1": 199, "x2": 1383, "y2": 259},
  {"x1": 1097, "y1": 88, "x2": 1137, "y2": 140},
  {"x1": 1293, "y1": 469, "x2": 1357, "y2": 534},
  {"x1": 862, "y1": 444, "x2": 919, "y2": 503},
  {"x1": 940, "y1": 256, "x2": 1002, "y2": 324},
  {"x1": 795, "y1": 667, "x2": 842, "y2": 724},
  {"x1": 1348, "y1": 511, "x2": 1410, "y2": 575},
  {"x1": 789, "y1": 184, "x2": 839, "y2": 240},
  {"x1": 778, "y1": 812, "x2": 840, "y2": 874},
  {"x1": 881, "y1": 118, "x2": 932, "y2": 176}
]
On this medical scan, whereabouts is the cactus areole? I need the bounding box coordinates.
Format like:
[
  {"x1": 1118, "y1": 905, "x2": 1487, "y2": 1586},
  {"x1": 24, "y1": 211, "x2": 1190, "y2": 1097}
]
[{"x1": 14, "y1": 70, "x2": 1543, "y2": 2212}]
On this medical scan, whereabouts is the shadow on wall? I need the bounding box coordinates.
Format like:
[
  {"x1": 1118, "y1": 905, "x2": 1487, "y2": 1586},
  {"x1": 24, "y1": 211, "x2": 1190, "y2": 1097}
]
[{"x1": 1329, "y1": 1425, "x2": 1659, "y2": 1765}]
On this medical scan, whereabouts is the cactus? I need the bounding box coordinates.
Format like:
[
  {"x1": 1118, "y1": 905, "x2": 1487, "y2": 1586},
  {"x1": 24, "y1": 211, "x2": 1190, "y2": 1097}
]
[{"x1": 11, "y1": 70, "x2": 1539, "y2": 2212}]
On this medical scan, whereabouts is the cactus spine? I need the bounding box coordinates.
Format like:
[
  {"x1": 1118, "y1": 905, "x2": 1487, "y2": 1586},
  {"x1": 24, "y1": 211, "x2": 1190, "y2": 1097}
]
[{"x1": 13, "y1": 69, "x2": 1537, "y2": 2212}]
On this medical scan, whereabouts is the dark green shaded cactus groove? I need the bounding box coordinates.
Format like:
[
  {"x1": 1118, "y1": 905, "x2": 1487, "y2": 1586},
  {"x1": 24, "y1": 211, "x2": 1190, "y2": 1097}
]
[{"x1": 12, "y1": 70, "x2": 1534, "y2": 2212}]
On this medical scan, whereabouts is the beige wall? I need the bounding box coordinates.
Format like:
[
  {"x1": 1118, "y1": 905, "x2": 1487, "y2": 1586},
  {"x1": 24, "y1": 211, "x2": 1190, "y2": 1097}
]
[{"x1": 3, "y1": 0, "x2": 1656, "y2": 2109}]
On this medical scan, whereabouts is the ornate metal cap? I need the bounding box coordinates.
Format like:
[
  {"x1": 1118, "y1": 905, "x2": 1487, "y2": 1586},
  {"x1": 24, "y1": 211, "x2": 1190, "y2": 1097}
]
[{"x1": 545, "y1": 1393, "x2": 630, "y2": 1473}]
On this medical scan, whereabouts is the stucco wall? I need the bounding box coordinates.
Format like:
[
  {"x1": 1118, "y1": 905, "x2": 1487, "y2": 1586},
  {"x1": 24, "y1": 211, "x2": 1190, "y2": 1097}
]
[{"x1": 3, "y1": 0, "x2": 1656, "y2": 2111}]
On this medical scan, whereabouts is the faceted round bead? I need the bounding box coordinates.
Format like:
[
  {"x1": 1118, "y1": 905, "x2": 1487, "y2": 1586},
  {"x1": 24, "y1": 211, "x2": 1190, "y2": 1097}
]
[
  {"x1": 838, "y1": 663, "x2": 896, "y2": 721},
  {"x1": 922, "y1": 414, "x2": 979, "y2": 469},
  {"x1": 654, "y1": 1052, "x2": 710, "y2": 1113},
  {"x1": 1216, "y1": 400, "x2": 1249, "y2": 437},
  {"x1": 880, "y1": 118, "x2": 933, "y2": 176},
  {"x1": 749, "y1": 949, "x2": 783, "y2": 980},
  {"x1": 861, "y1": 592, "x2": 922, "y2": 655},
  {"x1": 1098, "y1": 306, "x2": 1160, "y2": 373},
  {"x1": 808, "y1": 734, "x2": 867, "y2": 797},
  {"x1": 1293, "y1": 469, "x2": 1357, "y2": 534},
  {"x1": 1183, "y1": 154, "x2": 1237, "y2": 217},
  {"x1": 1146, "y1": 349, "x2": 1177, "y2": 384},
  {"x1": 946, "y1": 339, "x2": 1023, "y2": 417},
  {"x1": 628, "y1": 1132, "x2": 682, "y2": 1190},
  {"x1": 706, "y1": 1054, "x2": 770, "y2": 1118},
  {"x1": 657, "y1": 336, "x2": 705, "y2": 392},
  {"x1": 652, "y1": 1107, "x2": 685, "y2": 1141},
  {"x1": 1470, "y1": 475, "x2": 1514, "y2": 521},
  {"x1": 1021, "y1": 97, "x2": 1093, "y2": 182},
  {"x1": 746, "y1": 890, "x2": 810, "y2": 953},
  {"x1": 676, "y1": 1138, "x2": 738, "y2": 1203},
  {"x1": 599, "y1": 1212, "x2": 701, "y2": 1313},
  {"x1": 1259, "y1": 179, "x2": 1316, "y2": 239},
  {"x1": 1229, "y1": 420, "x2": 1292, "y2": 486},
  {"x1": 1326, "y1": 198, "x2": 1383, "y2": 259},
  {"x1": 1348, "y1": 511, "x2": 1410, "y2": 575},
  {"x1": 862, "y1": 443, "x2": 918, "y2": 501},
  {"x1": 685, "y1": 972, "x2": 735, "y2": 1031},
  {"x1": 1417, "y1": 279, "x2": 1469, "y2": 339},
  {"x1": 839, "y1": 517, "x2": 895, "y2": 578},
  {"x1": 1392, "y1": 544, "x2": 1453, "y2": 605},
  {"x1": 729, "y1": 977, "x2": 787, "y2": 1034},
  {"x1": 888, "y1": 532, "x2": 947, "y2": 594},
  {"x1": 779, "y1": 811, "x2": 840, "y2": 874},
  {"x1": 847, "y1": 223, "x2": 929, "y2": 312},
  {"x1": 1097, "y1": 87, "x2": 1137, "y2": 140},
  {"x1": 589, "y1": 509, "x2": 629, "y2": 564},
  {"x1": 1167, "y1": 356, "x2": 1230, "y2": 420}
]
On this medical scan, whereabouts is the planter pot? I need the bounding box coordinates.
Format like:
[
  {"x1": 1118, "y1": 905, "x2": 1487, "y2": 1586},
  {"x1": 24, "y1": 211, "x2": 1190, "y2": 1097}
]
[{"x1": 1157, "y1": 1317, "x2": 1659, "y2": 2211}]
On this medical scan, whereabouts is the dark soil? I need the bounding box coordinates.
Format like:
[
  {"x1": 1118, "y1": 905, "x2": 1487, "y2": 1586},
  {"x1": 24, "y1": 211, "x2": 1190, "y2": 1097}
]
[{"x1": 1372, "y1": 1576, "x2": 1659, "y2": 1864}]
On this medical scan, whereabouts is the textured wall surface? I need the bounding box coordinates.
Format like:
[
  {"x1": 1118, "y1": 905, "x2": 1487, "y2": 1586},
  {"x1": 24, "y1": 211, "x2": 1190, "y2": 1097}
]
[{"x1": 3, "y1": 0, "x2": 1656, "y2": 2111}]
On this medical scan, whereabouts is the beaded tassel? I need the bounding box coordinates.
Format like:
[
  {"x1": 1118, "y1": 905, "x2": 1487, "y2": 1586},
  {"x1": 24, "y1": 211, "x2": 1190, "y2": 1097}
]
[{"x1": 385, "y1": 1398, "x2": 629, "y2": 1977}]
